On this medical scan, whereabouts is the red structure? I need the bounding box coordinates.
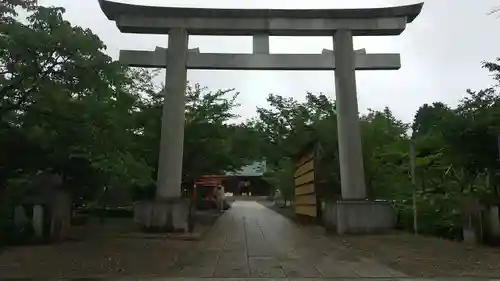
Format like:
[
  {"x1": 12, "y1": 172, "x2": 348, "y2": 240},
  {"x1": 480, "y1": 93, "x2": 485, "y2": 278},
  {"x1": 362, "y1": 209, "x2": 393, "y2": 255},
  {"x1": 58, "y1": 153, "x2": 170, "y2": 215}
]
[
  {"x1": 194, "y1": 174, "x2": 225, "y2": 187},
  {"x1": 193, "y1": 175, "x2": 226, "y2": 208}
]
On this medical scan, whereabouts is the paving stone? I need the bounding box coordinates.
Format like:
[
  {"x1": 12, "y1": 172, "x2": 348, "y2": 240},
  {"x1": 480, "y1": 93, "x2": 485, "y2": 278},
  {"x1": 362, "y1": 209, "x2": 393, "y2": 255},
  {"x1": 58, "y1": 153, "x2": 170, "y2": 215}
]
[
  {"x1": 280, "y1": 259, "x2": 323, "y2": 277},
  {"x1": 246, "y1": 238, "x2": 275, "y2": 257},
  {"x1": 289, "y1": 279, "x2": 399, "y2": 281},
  {"x1": 289, "y1": 279, "x2": 396, "y2": 281},
  {"x1": 213, "y1": 264, "x2": 250, "y2": 278},
  {"x1": 213, "y1": 251, "x2": 249, "y2": 277},
  {"x1": 314, "y1": 257, "x2": 359, "y2": 277},
  {"x1": 353, "y1": 258, "x2": 408, "y2": 278},
  {"x1": 249, "y1": 257, "x2": 286, "y2": 277},
  {"x1": 223, "y1": 241, "x2": 246, "y2": 251},
  {"x1": 177, "y1": 250, "x2": 220, "y2": 267},
  {"x1": 247, "y1": 245, "x2": 274, "y2": 257},
  {"x1": 138, "y1": 279, "x2": 495, "y2": 281},
  {"x1": 177, "y1": 265, "x2": 215, "y2": 277},
  {"x1": 197, "y1": 236, "x2": 226, "y2": 250}
]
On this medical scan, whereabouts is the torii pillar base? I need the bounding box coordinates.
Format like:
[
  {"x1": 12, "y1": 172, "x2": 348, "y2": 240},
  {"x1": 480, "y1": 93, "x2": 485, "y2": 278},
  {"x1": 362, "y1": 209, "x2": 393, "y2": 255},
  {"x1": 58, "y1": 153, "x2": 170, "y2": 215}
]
[
  {"x1": 323, "y1": 200, "x2": 395, "y2": 234},
  {"x1": 133, "y1": 198, "x2": 191, "y2": 232}
]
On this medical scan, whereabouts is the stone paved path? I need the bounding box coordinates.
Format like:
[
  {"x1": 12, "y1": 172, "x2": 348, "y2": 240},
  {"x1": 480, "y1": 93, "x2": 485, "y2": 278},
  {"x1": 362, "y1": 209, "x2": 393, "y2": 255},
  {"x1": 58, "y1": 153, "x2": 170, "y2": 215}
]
[{"x1": 167, "y1": 201, "x2": 438, "y2": 280}]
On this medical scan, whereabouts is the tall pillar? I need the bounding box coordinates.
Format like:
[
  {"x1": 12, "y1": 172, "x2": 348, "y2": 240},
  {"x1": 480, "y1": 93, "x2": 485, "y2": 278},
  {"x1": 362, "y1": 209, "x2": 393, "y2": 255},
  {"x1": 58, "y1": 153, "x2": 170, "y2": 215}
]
[
  {"x1": 324, "y1": 30, "x2": 394, "y2": 234},
  {"x1": 333, "y1": 29, "x2": 366, "y2": 200},
  {"x1": 253, "y1": 34, "x2": 270, "y2": 54},
  {"x1": 156, "y1": 28, "x2": 189, "y2": 198}
]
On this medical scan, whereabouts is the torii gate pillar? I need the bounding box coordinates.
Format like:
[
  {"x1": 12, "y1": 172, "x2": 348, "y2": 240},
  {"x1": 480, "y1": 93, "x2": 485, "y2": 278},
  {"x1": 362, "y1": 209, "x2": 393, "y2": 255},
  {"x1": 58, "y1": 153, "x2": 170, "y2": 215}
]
[
  {"x1": 331, "y1": 29, "x2": 391, "y2": 235},
  {"x1": 137, "y1": 27, "x2": 192, "y2": 232},
  {"x1": 334, "y1": 29, "x2": 366, "y2": 201},
  {"x1": 157, "y1": 27, "x2": 188, "y2": 200}
]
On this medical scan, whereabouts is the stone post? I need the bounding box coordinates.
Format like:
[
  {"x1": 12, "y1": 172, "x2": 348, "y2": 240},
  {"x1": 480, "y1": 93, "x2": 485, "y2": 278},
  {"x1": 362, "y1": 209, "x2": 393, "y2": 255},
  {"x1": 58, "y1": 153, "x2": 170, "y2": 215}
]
[
  {"x1": 253, "y1": 34, "x2": 270, "y2": 54},
  {"x1": 32, "y1": 204, "x2": 44, "y2": 238},
  {"x1": 333, "y1": 29, "x2": 367, "y2": 200},
  {"x1": 156, "y1": 28, "x2": 189, "y2": 199}
]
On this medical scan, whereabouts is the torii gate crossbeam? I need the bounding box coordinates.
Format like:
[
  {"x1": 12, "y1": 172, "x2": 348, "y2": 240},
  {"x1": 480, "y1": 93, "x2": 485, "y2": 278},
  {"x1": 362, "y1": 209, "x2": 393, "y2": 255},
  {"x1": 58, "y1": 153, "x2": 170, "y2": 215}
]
[{"x1": 119, "y1": 48, "x2": 401, "y2": 71}]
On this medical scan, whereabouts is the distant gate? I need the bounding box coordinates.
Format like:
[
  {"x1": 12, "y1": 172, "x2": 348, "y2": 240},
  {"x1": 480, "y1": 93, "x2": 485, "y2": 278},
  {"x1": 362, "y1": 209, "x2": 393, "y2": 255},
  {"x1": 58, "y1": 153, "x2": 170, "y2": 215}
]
[{"x1": 294, "y1": 143, "x2": 319, "y2": 218}]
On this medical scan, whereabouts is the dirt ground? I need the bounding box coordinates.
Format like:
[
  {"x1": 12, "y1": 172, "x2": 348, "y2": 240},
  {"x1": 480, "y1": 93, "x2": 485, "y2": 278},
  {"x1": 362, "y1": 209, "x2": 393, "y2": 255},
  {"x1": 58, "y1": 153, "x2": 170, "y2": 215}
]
[
  {"x1": 0, "y1": 218, "x2": 195, "y2": 279},
  {"x1": 332, "y1": 232, "x2": 500, "y2": 278},
  {"x1": 269, "y1": 203, "x2": 500, "y2": 278}
]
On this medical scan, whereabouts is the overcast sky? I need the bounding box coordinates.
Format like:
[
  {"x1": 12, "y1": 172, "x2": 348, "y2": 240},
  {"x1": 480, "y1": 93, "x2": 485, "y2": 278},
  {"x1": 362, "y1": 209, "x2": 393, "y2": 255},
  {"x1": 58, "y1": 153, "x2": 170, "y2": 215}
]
[{"x1": 38, "y1": 0, "x2": 500, "y2": 124}]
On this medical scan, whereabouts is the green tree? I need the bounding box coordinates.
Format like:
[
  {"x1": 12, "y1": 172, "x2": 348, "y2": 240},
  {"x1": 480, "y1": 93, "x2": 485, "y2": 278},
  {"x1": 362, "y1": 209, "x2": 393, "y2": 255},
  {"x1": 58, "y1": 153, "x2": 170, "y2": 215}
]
[{"x1": 0, "y1": 2, "x2": 153, "y2": 206}]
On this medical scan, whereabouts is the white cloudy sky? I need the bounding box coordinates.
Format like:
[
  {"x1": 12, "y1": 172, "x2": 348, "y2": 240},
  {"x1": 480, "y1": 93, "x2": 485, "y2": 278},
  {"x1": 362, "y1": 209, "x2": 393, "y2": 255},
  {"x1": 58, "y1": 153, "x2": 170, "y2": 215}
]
[{"x1": 38, "y1": 0, "x2": 500, "y2": 124}]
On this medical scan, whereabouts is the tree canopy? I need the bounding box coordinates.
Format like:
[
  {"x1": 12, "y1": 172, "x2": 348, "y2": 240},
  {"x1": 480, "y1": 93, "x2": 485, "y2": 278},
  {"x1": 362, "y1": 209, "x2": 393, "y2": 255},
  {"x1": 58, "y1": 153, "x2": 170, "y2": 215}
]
[{"x1": 0, "y1": 1, "x2": 260, "y2": 206}]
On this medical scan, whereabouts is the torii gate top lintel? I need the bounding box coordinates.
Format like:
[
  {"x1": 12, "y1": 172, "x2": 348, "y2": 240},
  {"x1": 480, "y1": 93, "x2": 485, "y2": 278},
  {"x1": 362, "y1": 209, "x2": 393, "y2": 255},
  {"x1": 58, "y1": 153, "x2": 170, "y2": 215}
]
[{"x1": 98, "y1": 0, "x2": 424, "y2": 36}]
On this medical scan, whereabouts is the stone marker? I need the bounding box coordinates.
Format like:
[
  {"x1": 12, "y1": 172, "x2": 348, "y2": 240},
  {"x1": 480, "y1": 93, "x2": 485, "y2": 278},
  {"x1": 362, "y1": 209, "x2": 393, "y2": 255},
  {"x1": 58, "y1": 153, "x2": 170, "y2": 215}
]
[
  {"x1": 490, "y1": 205, "x2": 500, "y2": 237},
  {"x1": 32, "y1": 204, "x2": 44, "y2": 238},
  {"x1": 13, "y1": 205, "x2": 28, "y2": 227}
]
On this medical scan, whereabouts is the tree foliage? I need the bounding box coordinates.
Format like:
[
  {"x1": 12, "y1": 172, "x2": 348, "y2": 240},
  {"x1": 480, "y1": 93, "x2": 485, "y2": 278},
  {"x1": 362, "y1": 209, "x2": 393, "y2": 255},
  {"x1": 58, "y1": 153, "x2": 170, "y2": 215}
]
[
  {"x1": 0, "y1": 1, "x2": 261, "y2": 211},
  {"x1": 253, "y1": 59, "x2": 500, "y2": 239},
  {"x1": 1, "y1": 3, "x2": 154, "y2": 203}
]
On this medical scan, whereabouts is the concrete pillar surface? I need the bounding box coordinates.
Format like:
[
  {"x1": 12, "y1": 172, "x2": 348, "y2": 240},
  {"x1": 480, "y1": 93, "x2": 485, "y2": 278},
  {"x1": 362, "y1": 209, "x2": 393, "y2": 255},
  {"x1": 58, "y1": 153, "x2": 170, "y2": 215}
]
[
  {"x1": 333, "y1": 29, "x2": 367, "y2": 200},
  {"x1": 156, "y1": 28, "x2": 189, "y2": 199},
  {"x1": 253, "y1": 34, "x2": 270, "y2": 54}
]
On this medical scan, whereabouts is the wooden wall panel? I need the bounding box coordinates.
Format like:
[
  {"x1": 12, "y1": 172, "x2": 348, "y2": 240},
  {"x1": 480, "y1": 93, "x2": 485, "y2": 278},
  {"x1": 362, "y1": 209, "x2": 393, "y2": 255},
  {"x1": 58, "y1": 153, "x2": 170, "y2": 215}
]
[
  {"x1": 294, "y1": 171, "x2": 314, "y2": 186},
  {"x1": 295, "y1": 184, "x2": 315, "y2": 195},
  {"x1": 295, "y1": 205, "x2": 317, "y2": 217},
  {"x1": 294, "y1": 160, "x2": 314, "y2": 177},
  {"x1": 295, "y1": 194, "x2": 316, "y2": 205},
  {"x1": 294, "y1": 145, "x2": 318, "y2": 218},
  {"x1": 297, "y1": 152, "x2": 314, "y2": 167}
]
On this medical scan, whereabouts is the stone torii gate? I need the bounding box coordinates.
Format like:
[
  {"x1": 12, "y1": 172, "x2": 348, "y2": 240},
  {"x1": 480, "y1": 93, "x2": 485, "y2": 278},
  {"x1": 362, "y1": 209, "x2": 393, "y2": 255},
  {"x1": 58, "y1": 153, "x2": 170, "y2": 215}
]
[{"x1": 98, "y1": 0, "x2": 423, "y2": 233}]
